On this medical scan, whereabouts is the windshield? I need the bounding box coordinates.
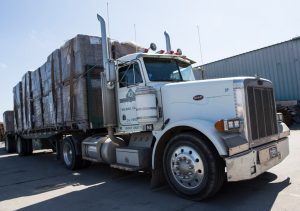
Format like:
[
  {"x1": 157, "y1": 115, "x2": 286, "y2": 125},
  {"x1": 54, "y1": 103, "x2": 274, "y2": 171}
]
[{"x1": 143, "y1": 57, "x2": 195, "y2": 82}]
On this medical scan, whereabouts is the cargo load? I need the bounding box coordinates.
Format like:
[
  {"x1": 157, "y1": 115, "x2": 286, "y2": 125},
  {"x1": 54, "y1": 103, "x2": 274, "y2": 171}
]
[
  {"x1": 31, "y1": 68, "x2": 43, "y2": 129},
  {"x1": 60, "y1": 35, "x2": 104, "y2": 129},
  {"x1": 3, "y1": 111, "x2": 14, "y2": 133},
  {"x1": 47, "y1": 49, "x2": 63, "y2": 126},
  {"x1": 58, "y1": 35, "x2": 142, "y2": 129},
  {"x1": 13, "y1": 82, "x2": 23, "y2": 132},
  {"x1": 21, "y1": 71, "x2": 33, "y2": 130},
  {"x1": 13, "y1": 34, "x2": 143, "y2": 131},
  {"x1": 40, "y1": 62, "x2": 56, "y2": 128}
]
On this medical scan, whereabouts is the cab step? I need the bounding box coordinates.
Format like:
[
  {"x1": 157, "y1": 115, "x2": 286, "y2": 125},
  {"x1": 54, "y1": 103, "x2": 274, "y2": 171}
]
[{"x1": 110, "y1": 163, "x2": 142, "y2": 171}]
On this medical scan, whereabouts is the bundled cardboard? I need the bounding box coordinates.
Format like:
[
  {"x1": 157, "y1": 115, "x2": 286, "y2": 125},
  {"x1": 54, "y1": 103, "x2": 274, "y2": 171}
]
[
  {"x1": 62, "y1": 74, "x2": 102, "y2": 129},
  {"x1": 21, "y1": 71, "x2": 33, "y2": 130},
  {"x1": 13, "y1": 82, "x2": 23, "y2": 132},
  {"x1": 60, "y1": 35, "x2": 103, "y2": 83},
  {"x1": 47, "y1": 49, "x2": 63, "y2": 126},
  {"x1": 3, "y1": 111, "x2": 14, "y2": 133},
  {"x1": 42, "y1": 93, "x2": 55, "y2": 127},
  {"x1": 40, "y1": 62, "x2": 53, "y2": 95},
  {"x1": 112, "y1": 41, "x2": 143, "y2": 59},
  {"x1": 31, "y1": 69, "x2": 43, "y2": 129},
  {"x1": 40, "y1": 61, "x2": 56, "y2": 127},
  {"x1": 13, "y1": 34, "x2": 143, "y2": 131}
]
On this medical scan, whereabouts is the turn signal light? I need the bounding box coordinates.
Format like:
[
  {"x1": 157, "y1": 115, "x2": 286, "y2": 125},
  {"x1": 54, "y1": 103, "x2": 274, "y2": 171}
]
[
  {"x1": 215, "y1": 118, "x2": 241, "y2": 132},
  {"x1": 215, "y1": 119, "x2": 225, "y2": 132}
]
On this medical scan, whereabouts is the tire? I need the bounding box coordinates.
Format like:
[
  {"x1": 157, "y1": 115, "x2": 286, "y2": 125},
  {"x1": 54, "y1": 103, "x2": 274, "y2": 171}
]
[
  {"x1": 26, "y1": 139, "x2": 33, "y2": 155},
  {"x1": 5, "y1": 136, "x2": 16, "y2": 153},
  {"x1": 163, "y1": 132, "x2": 225, "y2": 201},
  {"x1": 62, "y1": 137, "x2": 91, "y2": 170},
  {"x1": 17, "y1": 137, "x2": 28, "y2": 156}
]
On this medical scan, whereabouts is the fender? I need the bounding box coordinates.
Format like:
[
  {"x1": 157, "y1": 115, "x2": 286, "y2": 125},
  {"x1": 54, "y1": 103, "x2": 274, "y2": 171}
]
[{"x1": 151, "y1": 119, "x2": 228, "y2": 169}]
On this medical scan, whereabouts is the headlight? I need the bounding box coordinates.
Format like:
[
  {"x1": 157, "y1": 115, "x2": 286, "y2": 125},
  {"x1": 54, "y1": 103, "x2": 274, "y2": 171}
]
[{"x1": 215, "y1": 118, "x2": 241, "y2": 132}]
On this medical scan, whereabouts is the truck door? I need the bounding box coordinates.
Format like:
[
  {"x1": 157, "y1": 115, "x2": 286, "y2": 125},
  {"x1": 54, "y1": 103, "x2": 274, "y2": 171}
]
[{"x1": 117, "y1": 61, "x2": 144, "y2": 129}]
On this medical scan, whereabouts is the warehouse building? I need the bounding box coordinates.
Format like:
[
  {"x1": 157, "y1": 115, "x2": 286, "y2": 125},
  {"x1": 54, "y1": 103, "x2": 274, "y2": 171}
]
[{"x1": 194, "y1": 37, "x2": 300, "y2": 101}]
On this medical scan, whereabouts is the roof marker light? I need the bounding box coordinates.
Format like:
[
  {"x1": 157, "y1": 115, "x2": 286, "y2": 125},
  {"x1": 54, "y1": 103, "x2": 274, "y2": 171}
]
[
  {"x1": 157, "y1": 50, "x2": 166, "y2": 54},
  {"x1": 176, "y1": 48, "x2": 182, "y2": 55}
]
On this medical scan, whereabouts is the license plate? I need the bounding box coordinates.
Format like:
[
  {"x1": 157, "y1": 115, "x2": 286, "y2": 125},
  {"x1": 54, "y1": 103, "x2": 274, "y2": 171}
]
[{"x1": 269, "y1": 146, "x2": 278, "y2": 158}]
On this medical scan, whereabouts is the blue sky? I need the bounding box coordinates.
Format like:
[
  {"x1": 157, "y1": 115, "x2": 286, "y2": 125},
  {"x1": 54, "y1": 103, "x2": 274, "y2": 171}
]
[{"x1": 0, "y1": 0, "x2": 299, "y2": 121}]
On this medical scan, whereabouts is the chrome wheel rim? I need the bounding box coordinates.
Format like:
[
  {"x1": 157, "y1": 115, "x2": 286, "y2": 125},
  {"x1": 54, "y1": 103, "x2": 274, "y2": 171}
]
[
  {"x1": 170, "y1": 145, "x2": 204, "y2": 189},
  {"x1": 63, "y1": 143, "x2": 73, "y2": 166}
]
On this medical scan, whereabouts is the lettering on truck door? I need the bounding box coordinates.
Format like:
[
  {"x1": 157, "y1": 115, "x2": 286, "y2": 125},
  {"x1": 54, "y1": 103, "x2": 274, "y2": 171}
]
[{"x1": 117, "y1": 61, "x2": 144, "y2": 128}]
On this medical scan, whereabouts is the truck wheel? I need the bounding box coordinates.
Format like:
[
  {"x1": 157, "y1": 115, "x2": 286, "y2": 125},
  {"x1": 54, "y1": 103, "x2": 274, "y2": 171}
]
[
  {"x1": 17, "y1": 137, "x2": 28, "y2": 156},
  {"x1": 163, "y1": 132, "x2": 225, "y2": 201},
  {"x1": 5, "y1": 136, "x2": 16, "y2": 153},
  {"x1": 26, "y1": 139, "x2": 33, "y2": 155},
  {"x1": 62, "y1": 137, "x2": 90, "y2": 170}
]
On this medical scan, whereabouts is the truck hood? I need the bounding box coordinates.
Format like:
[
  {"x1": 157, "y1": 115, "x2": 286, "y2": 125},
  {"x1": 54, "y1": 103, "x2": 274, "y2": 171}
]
[{"x1": 160, "y1": 78, "x2": 246, "y2": 124}]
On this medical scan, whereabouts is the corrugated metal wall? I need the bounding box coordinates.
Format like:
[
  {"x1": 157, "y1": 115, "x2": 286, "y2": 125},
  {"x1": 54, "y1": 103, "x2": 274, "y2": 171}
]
[{"x1": 197, "y1": 37, "x2": 300, "y2": 101}]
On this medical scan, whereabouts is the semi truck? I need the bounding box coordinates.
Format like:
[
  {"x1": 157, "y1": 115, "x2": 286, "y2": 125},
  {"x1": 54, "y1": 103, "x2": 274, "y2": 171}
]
[{"x1": 3, "y1": 14, "x2": 290, "y2": 200}]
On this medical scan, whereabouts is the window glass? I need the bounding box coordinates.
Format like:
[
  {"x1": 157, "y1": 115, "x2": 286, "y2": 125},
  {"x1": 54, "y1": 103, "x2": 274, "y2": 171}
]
[
  {"x1": 143, "y1": 58, "x2": 194, "y2": 81},
  {"x1": 119, "y1": 63, "x2": 143, "y2": 88}
]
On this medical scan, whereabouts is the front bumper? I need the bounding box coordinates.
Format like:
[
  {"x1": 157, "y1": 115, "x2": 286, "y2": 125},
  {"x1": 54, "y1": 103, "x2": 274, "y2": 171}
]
[{"x1": 225, "y1": 137, "x2": 289, "y2": 182}]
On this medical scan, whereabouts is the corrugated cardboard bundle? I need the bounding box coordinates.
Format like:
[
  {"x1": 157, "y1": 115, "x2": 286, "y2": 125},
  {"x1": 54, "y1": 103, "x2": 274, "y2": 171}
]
[
  {"x1": 13, "y1": 82, "x2": 23, "y2": 132},
  {"x1": 48, "y1": 49, "x2": 63, "y2": 126},
  {"x1": 3, "y1": 111, "x2": 14, "y2": 133},
  {"x1": 21, "y1": 71, "x2": 33, "y2": 130},
  {"x1": 31, "y1": 68, "x2": 43, "y2": 129},
  {"x1": 13, "y1": 34, "x2": 144, "y2": 131}
]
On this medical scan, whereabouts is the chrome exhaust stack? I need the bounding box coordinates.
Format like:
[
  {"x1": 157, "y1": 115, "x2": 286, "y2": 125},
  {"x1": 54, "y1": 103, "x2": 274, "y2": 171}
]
[
  {"x1": 164, "y1": 31, "x2": 172, "y2": 53},
  {"x1": 97, "y1": 14, "x2": 122, "y2": 145}
]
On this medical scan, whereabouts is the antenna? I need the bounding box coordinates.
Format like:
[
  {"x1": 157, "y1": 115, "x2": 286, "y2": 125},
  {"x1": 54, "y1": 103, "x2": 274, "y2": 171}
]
[
  {"x1": 134, "y1": 24, "x2": 137, "y2": 52},
  {"x1": 197, "y1": 25, "x2": 204, "y2": 66},
  {"x1": 106, "y1": 2, "x2": 111, "y2": 38}
]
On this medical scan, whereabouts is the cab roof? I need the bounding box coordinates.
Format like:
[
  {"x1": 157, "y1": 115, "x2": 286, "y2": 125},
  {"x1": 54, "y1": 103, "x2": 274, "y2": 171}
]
[{"x1": 116, "y1": 52, "x2": 196, "y2": 65}]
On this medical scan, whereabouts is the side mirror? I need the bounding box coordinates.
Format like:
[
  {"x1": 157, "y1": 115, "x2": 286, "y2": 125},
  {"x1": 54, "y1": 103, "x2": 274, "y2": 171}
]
[
  {"x1": 150, "y1": 43, "x2": 157, "y2": 51},
  {"x1": 107, "y1": 60, "x2": 116, "y2": 83}
]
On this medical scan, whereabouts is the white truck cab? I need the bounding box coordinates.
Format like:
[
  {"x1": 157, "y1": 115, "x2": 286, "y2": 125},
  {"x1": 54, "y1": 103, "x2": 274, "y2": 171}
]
[
  {"x1": 116, "y1": 53, "x2": 195, "y2": 133},
  {"x1": 79, "y1": 14, "x2": 290, "y2": 200},
  {"x1": 102, "y1": 46, "x2": 289, "y2": 200}
]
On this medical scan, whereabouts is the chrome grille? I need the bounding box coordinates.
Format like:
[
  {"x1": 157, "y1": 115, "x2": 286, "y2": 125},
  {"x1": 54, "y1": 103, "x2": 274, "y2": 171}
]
[{"x1": 247, "y1": 86, "x2": 278, "y2": 141}]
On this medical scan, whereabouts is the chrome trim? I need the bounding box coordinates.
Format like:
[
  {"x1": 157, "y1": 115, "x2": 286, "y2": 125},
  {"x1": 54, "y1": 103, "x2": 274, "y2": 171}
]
[{"x1": 226, "y1": 137, "x2": 289, "y2": 182}]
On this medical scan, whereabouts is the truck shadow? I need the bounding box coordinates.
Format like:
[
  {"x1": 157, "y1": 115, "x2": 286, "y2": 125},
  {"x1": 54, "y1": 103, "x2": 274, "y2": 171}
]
[
  {"x1": 18, "y1": 173, "x2": 290, "y2": 211},
  {"x1": 0, "y1": 146, "x2": 291, "y2": 211}
]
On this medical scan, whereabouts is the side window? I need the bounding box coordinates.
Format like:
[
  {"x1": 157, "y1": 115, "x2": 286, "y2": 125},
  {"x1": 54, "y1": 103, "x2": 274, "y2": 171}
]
[{"x1": 118, "y1": 63, "x2": 143, "y2": 88}]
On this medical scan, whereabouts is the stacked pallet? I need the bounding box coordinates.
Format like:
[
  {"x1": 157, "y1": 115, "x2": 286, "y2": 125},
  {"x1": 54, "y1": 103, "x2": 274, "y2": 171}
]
[
  {"x1": 13, "y1": 82, "x2": 23, "y2": 132},
  {"x1": 22, "y1": 71, "x2": 33, "y2": 130},
  {"x1": 13, "y1": 35, "x2": 143, "y2": 131},
  {"x1": 31, "y1": 68, "x2": 43, "y2": 129},
  {"x1": 3, "y1": 111, "x2": 15, "y2": 133},
  {"x1": 60, "y1": 35, "x2": 104, "y2": 129}
]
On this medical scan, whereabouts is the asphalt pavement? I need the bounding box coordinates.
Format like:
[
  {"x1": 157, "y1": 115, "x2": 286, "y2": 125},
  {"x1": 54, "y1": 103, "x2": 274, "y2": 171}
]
[{"x1": 0, "y1": 126, "x2": 299, "y2": 211}]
